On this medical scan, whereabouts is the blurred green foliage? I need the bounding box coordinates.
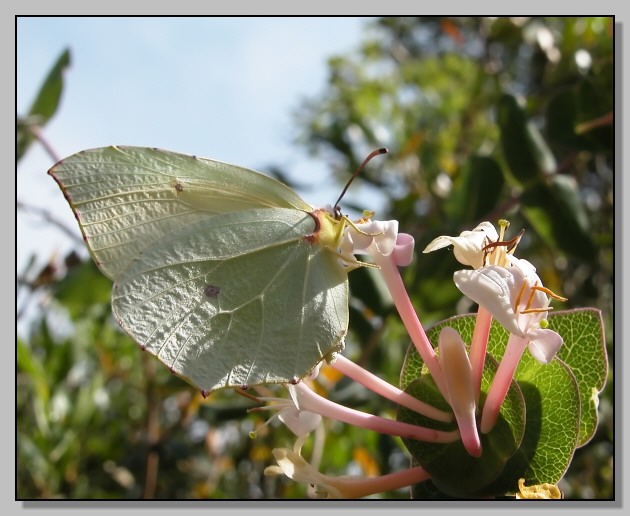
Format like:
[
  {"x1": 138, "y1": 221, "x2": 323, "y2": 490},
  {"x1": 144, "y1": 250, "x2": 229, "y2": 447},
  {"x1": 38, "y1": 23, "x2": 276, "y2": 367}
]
[{"x1": 17, "y1": 17, "x2": 614, "y2": 500}]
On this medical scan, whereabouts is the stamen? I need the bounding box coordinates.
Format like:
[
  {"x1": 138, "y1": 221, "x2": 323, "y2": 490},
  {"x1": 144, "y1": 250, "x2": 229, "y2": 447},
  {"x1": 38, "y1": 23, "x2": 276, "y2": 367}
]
[
  {"x1": 360, "y1": 210, "x2": 375, "y2": 221},
  {"x1": 480, "y1": 221, "x2": 524, "y2": 266},
  {"x1": 513, "y1": 281, "x2": 528, "y2": 313},
  {"x1": 507, "y1": 229, "x2": 525, "y2": 254},
  {"x1": 482, "y1": 233, "x2": 522, "y2": 254},
  {"x1": 482, "y1": 237, "x2": 494, "y2": 266},
  {"x1": 482, "y1": 227, "x2": 523, "y2": 267},
  {"x1": 248, "y1": 408, "x2": 280, "y2": 438},
  {"x1": 235, "y1": 388, "x2": 266, "y2": 404},
  {"x1": 525, "y1": 284, "x2": 537, "y2": 311},
  {"x1": 521, "y1": 307, "x2": 554, "y2": 315},
  {"x1": 531, "y1": 285, "x2": 568, "y2": 302}
]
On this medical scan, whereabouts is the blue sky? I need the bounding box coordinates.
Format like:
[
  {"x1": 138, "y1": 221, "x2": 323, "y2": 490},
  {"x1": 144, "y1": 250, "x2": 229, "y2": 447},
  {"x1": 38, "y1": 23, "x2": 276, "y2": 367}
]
[{"x1": 17, "y1": 17, "x2": 378, "y2": 280}]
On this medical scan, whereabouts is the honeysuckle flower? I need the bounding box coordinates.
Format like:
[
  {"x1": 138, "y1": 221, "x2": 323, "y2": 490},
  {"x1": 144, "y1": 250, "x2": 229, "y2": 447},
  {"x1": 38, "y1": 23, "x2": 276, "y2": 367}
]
[
  {"x1": 338, "y1": 220, "x2": 452, "y2": 423},
  {"x1": 264, "y1": 437, "x2": 431, "y2": 499},
  {"x1": 340, "y1": 217, "x2": 399, "y2": 259},
  {"x1": 291, "y1": 381, "x2": 459, "y2": 443},
  {"x1": 437, "y1": 327, "x2": 481, "y2": 457},
  {"x1": 423, "y1": 219, "x2": 525, "y2": 271},
  {"x1": 330, "y1": 354, "x2": 452, "y2": 423},
  {"x1": 453, "y1": 261, "x2": 565, "y2": 362},
  {"x1": 365, "y1": 232, "x2": 447, "y2": 396},
  {"x1": 391, "y1": 232, "x2": 415, "y2": 267},
  {"x1": 423, "y1": 220, "x2": 521, "y2": 402},
  {"x1": 423, "y1": 221, "x2": 499, "y2": 269},
  {"x1": 453, "y1": 257, "x2": 567, "y2": 434},
  {"x1": 249, "y1": 385, "x2": 322, "y2": 438}
]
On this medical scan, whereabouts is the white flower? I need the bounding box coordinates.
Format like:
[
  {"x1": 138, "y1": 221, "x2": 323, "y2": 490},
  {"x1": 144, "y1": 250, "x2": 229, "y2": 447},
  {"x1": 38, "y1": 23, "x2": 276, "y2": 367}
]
[
  {"x1": 264, "y1": 443, "x2": 343, "y2": 498},
  {"x1": 340, "y1": 218, "x2": 399, "y2": 259},
  {"x1": 423, "y1": 221, "x2": 499, "y2": 269},
  {"x1": 252, "y1": 385, "x2": 322, "y2": 437},
  {"x1": 453, "y1": 260, "x2": 565, "y2": 364},
  {"x1": 264, "y1": 437, "x2": 431, "y2": 499},
  {"x1": 392, "y1": 233, "x2": 415, "y2": 267}
]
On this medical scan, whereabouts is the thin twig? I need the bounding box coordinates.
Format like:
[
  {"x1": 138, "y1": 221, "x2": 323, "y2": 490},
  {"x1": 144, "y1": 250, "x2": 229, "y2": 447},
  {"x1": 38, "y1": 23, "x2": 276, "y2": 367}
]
[
  {"x1": 142, "y1": 355, "x2": 160, "y2": 499},
  {"x1": 29, "y1": 124, "x2": 62, "y2": 164},
  {"x1": 17, "y1": 200, "x2": 83, "y2": 245}
]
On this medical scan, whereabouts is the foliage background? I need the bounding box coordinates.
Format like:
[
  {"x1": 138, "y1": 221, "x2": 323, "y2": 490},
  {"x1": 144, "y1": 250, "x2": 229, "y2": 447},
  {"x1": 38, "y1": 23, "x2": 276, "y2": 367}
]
[{"x1": 17, "y1": 17, "x2": 614, "y2": 500}]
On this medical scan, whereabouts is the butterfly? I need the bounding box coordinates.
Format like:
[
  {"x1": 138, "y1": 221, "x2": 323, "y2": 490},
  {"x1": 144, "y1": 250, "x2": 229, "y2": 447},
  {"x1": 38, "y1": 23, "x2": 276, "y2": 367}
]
[{"x1": 49, "y1": 146, "x2": 385, "y2": 394}]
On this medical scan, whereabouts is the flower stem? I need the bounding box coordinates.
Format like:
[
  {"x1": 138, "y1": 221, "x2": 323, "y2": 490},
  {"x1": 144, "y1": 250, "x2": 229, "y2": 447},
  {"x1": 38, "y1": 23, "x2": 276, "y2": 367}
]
[
  {"x1": 327, "y1": 465, "x2": 431, "y2": 499},
  {"x1": 372, "y1": 253, "x2": 447, "y2": 395},
  {"x1": 469, "y1": 305, "x2": 493, "y2": 405},
  {"x1": 294, "y1": 383, "x2": 459, "y2": 443},
  {"x1": 480, "y1": 333, "x2": 528, "y2": 434},
  {"x1": 330, "y1": 355, "x2": 452, "y2": 423}
]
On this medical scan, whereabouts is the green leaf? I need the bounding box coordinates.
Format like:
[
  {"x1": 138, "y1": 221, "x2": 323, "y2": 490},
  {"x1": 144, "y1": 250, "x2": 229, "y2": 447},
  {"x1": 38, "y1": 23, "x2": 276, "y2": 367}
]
[
  {"x1": 446, "y1": 155, "x2": 505, "y2": 223},
  {"x1": 17, "y1": 339, "x2": 51, "y2": 435},
  {"x1": 398, "y1": 350, "x2": 525, "y2": 498},
  {"x1": 54, "y1": 260, "x2": 113, "y2": 318},
  {"x1": 497, "y1": 94, "x2": 556, "y2": 186},
  {"x1": 546, "y1": 88, "x2": 583, "y2": 149},
  {"x1": 399, "y1": 310, "x2": 600, "y2": 497},
  {"x1": 17, "y1": 48, "x2": 71, "y2": 161},
  {"x1": 549, "y1": 309, "x2": 608, "y2": 446},
  {"x1": 521, "y1": 174, "x2": 596, "y2": 261},
  {"x1": 17, "y1": 339, "x2": 49, "y2": 402},
  {"x1": 511, "y1": 354, "x2": 580, "y2": 485},
  {"x1": 467, "y1": 312, "x2": 584, "y2": 486},
  {"x1": 28, "y1": 48, "x2": 71, "y2": 122}
]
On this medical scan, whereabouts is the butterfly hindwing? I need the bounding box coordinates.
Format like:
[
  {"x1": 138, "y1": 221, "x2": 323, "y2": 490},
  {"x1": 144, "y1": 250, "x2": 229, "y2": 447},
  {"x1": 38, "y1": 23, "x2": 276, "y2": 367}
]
[{"x1": 112, "y1": 208, "x2": 348, "y2": 391}]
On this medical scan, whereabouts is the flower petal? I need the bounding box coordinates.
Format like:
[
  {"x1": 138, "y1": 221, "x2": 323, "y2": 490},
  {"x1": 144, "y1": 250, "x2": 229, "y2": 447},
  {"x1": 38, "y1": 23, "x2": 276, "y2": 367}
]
[
  {"x1": 392, "y1": 233, "x2": 415, "y2": 266},
  {"x1": 372, "y1": 220, "x2": 399, "y2": 256},
  {"x1": 453, "y1": 266, "x2": 524, "y2": 336},
  {"x1": 278, "y1": 408, "x2": 322, "y2": 437},
  {"x1": 527, "y1": 328, "x2": 564, "y2": 364},
  {"x1": 267, "y1": 446, "x2": 343, "y2": 498},
  {"x1": 269, "y1": 447, "x2": 313, "y2": 482},
  {"x1": 438, "y1": 327, "x2": 481, "y2": 457},
  {"x1": 342, "y1": 219, "x2": 399, "y2": 257},
  {"x1": 424, "y1": 222, "x2": 498, "y2": 269}
]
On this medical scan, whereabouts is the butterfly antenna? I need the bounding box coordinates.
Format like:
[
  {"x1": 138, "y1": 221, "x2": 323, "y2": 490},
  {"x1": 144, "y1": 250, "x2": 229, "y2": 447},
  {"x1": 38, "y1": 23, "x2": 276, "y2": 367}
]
[{"x1": 333, "y1": 147, "x2": 388, "y2": 215}]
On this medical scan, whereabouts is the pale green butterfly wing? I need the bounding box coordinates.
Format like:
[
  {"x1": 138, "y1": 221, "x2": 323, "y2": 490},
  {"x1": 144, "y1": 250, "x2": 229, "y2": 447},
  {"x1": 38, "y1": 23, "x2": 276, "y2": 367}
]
[
  {"x1": 113, "y1": 207, "x2": 348, "y2": 391},
  {"x1": 48, "y1": 146, "x2": 312, "y2": 280},
  {"x1": 49, "y1": 147, "x2": 349, "y2": 392}
]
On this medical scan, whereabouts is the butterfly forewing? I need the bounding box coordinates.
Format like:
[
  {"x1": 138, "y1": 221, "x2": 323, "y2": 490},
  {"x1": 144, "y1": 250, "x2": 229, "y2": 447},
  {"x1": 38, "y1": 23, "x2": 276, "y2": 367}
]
[{"x1": 48, "y1": 146, "x2": 312, "y2": 280}]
